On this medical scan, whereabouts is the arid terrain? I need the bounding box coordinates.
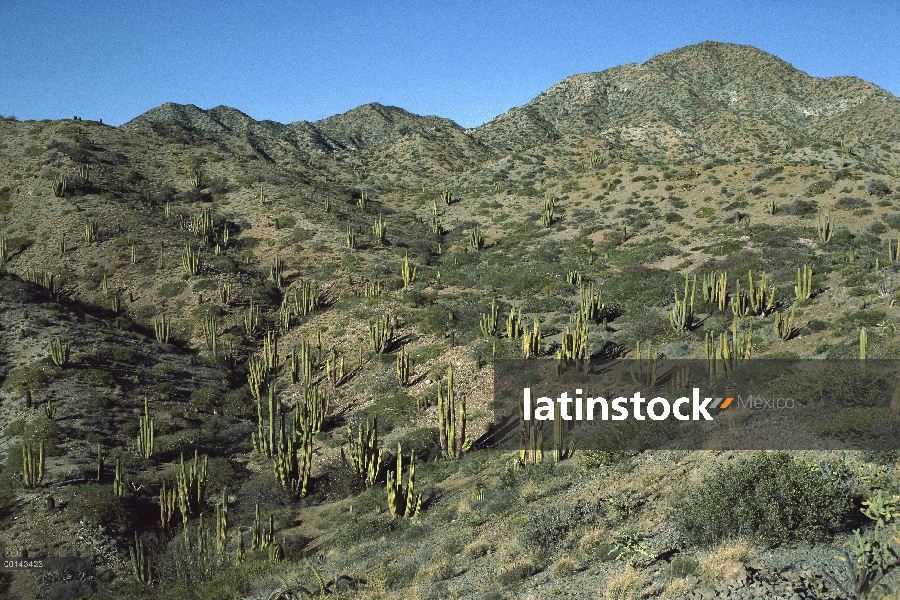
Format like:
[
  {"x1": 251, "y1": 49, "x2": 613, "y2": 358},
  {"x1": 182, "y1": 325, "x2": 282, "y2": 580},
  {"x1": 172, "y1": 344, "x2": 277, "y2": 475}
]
[{"x1": 2, "y1": 41, "x2": 900, "y2": 599}]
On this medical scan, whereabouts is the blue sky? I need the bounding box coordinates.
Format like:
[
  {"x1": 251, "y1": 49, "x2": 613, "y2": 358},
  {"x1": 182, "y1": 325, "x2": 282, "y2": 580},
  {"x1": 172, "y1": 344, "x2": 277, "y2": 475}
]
[{"x1": 1, "y1": 1, "x2": 898, "y2": 128}]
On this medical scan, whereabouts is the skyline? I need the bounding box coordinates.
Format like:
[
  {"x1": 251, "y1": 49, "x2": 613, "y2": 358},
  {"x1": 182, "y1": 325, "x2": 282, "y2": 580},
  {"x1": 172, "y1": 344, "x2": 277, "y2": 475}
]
[{"x1": 2, "y1": 1, "x2": 899, "y2": 128}]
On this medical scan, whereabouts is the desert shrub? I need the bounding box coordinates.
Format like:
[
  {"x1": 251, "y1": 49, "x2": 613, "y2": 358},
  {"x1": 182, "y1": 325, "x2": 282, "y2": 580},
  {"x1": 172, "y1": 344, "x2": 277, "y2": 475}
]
[
  {"x1": 158, "y1": 281, "x2": 186, "y2": 298},
  {"x1": 190, "y1": 385, "x2": 223, "y2": 412},
  {"x1": 154, "y1": 185, "x2": 177, "y2": 205},
  {"x1": 805, "y1": 179, "x2": 834, "y2": 196},
  {"x1": 392, "y1": 427, "x2": 441, "y2": 463},
  {"x1": 676, "y1": 452, "x2": 855, "y2": 546},
  {"x1": 76, "y1": 367, "x2": 115, "y2": 387},
  {"x1": 100, "y1": 344, "x2": 138, "y2": 364},
  {"x1": 789, "y1": 198, "x2": 819, "y2": 216},
  {"x1": 836, "y1": 197, "x2": 871, "y2": 210},
  {"x1": 867, "y1": 179, "x2": 893, "y2": 197},
  {"x1": 65, "y1": 484, "x2": 135, "y2": 530},
  {"x1": 519, "y1": 501, "x2": 598, "y2": 550},
  {"x1": 331, "y1": 514, "x2": 402, "y2": 548},
  {"x1": 2, "y1": 360, "x2": 56, "y2": 393},
  {"x1": 693, "y1": 207, "x2": 714, "y2": 219},
  {"x1": 755, "y1": 166, "x2": 783, "y2": 181},
  {"x1": 883, "y1": 213, "x2": 900, "y2": 231}
]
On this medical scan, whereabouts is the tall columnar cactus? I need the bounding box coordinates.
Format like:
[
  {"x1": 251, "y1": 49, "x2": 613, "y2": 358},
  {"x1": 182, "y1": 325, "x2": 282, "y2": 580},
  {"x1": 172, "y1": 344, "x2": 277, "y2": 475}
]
[
  {"x1": 557, "y1": 314, "x2": 589, "y2": 361},
  {"x1": 52, "y1": 175, "x2": 66, "y2": 198},
  {"x1": 430, "y1": 216, "x2": 443, "y2": 235},
  {"x1": 441, "y1": 189, "x2": 452, "y2": 206},
  {"x1": 888, "y1": 238, "x2": 900, "y2": 263},
  {"x1": 480, "y1": 298, "x2": 499, "y2": 336},
  {"x1": 796, "y1": 264, "x2": 813, "y2": 300},
  {"x1": 114, "y1": 457, "x2": 124, "y2": 497},
  {"x1": 346, "y1": 226, "x2": 356, "y2": 249},
  {"x1": 49, "y1": 337, "x2": 70, "y2": 366},
  {"x1": 0, "y1": 235, "x2": 7, "y2": 265},
  {"x1": 506, "y1": 306, "x2": 523, "y2": 339},
  {"x1": 542, "y1": 194, "x2": 555, "y2": 227},
  {"x1": 522, "y1": 316, "x2": 542, "y2": 359},
  {"x1": 702, "y1": 271, "x2": 729, "y2": 311},
  {"x1": 137, "y1": 398, "x2": 154, "y2": 459},
  {"x1": 130, "y1": 532, "x2": 151, "y2": 584},
  {"x1": 78, "y1": 163, "x2": 90, "y2": 183},
  {"x1": 396, "y1": 345, "x2": 411, "y2": 386},
  {"x1": 219, "y1": 282, "x2": 232, "y2": 306},
  {"x1": 153, "y1": 315, "x2": 169, "y2": 344},
  {"x1": 368, "y1": 315, "x2": 393, "y2": 354},
  {"x1": 774, "y1": 304, "x2": 797, "y2": 341},
  {"x1": 215, "y1": 489, "x2": 228, "y2": 552},
  {"x1": 243, "y1": 299, "x2": 259, "y2": 337},
  {"x1": 766, "y1": 199, "x2": 776, "y2": 215},
  {"x1": 400, "y1": 251, "x2": 417, "y2": 288},
  {"x1": 295, "y1": 383, "x2": 329, "y2": 435},
  {"x1": 96, "y1": 444, "x2": 104, "y2": 482},
  {"x1": 176, "y1": 449, "x2": 208, "y2": 522},
  {"x1": 437, "y1": 366, "x2": 466, "y2": 459},
  {"x1": 182, "y1": 244, "x2": 200, "y2": 275},
  {"x1": 270, "y1": 254, "x2": 284, "y2": 288},
  {"x1": 860, "y1": 327, "x2": 868, "y2": 362},
  {"x1": 579, "y1": 281, "x2": 605, "y2": 322},
  {"x1": 670, "y1": 275, "x2": 696, "y2": 332},
  {"x1": 84, "y1": 219, "x2": 98, "y2": 243},
  {"x1": 371, "y1": 214, "x2": 386, "y2": 242},
  {"x1": 159, "y1": 480, "x2": 176, "y2": 530},
  {"x1": 470, "y1": 225, "x2": 484, "y2": 251},
  {"x1": 746, "y1": 271, "x2": 776, "y2": 316},
  {"x1": 816, "y1": 211, "x2": 835, "y2": 244},
  {"x1": 189, "y1": 167, "x2": 203, "y2": 188},
  {"x1": 273, "y1": 412, "x2": 313, "y2": 497},
  {"x1": 386, "y1": 444, "x2": 422, "y2": 518},
  {"x1": 22, "y1": 441, "x2": 44, "y2": 488},
  {"x1": 344, "y1": 418, "x2": 383, "y2": 487},
  {"x1": 358, "y1": 191, "x2": 368, "y2": 211},
  {"x1": 252, "y1": 387, "x2": 278, "y2": 458}
]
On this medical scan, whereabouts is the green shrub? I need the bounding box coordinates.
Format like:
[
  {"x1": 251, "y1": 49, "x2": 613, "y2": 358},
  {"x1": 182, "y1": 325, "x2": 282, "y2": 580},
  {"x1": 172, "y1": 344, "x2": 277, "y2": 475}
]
[
  {"x1": 158, "y1": 281, "x2": 186, "y2": 298},
  {"x1": 866, "y1": 179, "x2": 893, "y2": 197},
  {"x1": 805, "y1": 179, "x2": 834, "y2": 197},
  {"x1": 190, "y1": 385, "x2": 223, "y2": 412},
  {"x1": 65, "y1": 484, "x2": 134, "y2": 530},
  {"x1": 676, "y1": 452, "x2": 855, "y2": 546},
  {"x1": 789, "y1": 199, "x2": 819, "y2": 216},
  {"x1": 77, "y1": 367, "x2": 115, "y2": 387}
]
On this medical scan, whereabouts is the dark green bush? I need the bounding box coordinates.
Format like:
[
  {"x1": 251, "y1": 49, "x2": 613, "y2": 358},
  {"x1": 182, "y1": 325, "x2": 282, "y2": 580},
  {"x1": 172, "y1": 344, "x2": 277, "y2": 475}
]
[
  {"x1": 676, "y1": 452, "x2": 855, "y2": 546},
  {"x1": 66, "y1": 484, "x2": 135, "y2": 530},
  {"x1": 190, "y1": 385, "x2": 223, "y2": 412},
  {"x1": 789, "y1": 199, "x2": 819, "y2": 216},
  {"x1": 805, "y1": 179, "x2": 834, "y2": 197},
  {"x1": 158, "y1": 281, "x2": 186, "y2": 298},
  {"x1": 867, "y1": 179, "x2": 892, "y2": 197}
]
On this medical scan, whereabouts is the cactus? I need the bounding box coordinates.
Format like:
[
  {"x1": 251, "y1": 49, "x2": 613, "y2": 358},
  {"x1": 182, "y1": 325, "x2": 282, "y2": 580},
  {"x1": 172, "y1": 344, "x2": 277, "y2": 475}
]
[
  {"x1": 396, "y1": 345, "x2": 411, "y2": 386},
  {"x1": 796, "y1": 264, "x2": 813, "y2": 300},
  {"x1": 52, "y1": 175, "x2": 66, "y2": 198},
  {"x1": 0, "y1": 235, "x2": 7, "y2": 265},
  {"x1": 746, "y1": 271, "x2": 776, "y2": 316},
  {"x1": 219, "y1": 282, "x2": 232, "y2": 306},
  {"x1": 22, "y1": 441, "x2": 44, "y2": 488},
  {"x1": 358, "y1": 191, "x2": 368, "y2": 211},
  {"x1": 78, "y1": 163, "x2": 90, "y2": 183},
  {"x1": 273, "y1": 411, "x2": 313, "y2": 497},
  {"x1": 400, "y1": 251, "x2": 417, "y2": 288},
  {"x1": 114, "y1": 457, "x2": 124, "y2": 497},
  {"x1": 437, "y1": 365, "x2": 466, "y2": 459},
  {"x1": 153, "y1": 315, "x2": 169, "y2": 344},
  {"x1": 182, "y1": 244, "x2": 200, "y2": 275},
  {"x1": 774, "y1": 305, "x2": 797, "y2": 341},
  {"x1": 557, "y1": 314, "x2": 590, "y2": 361},
  {"x1": 860, "y1": 327, "x2": 868, "y2": 362},
  {"x1": 344, "y1": 418, "x2": 383, "y2": 487},
  {"x1": 202, "y1": 313, "x2": 218, "y2": 355},
  {"x1": 137, "y1": 398, "x2": 154, "y2": 459},
  {"x1": 189, "y1": 167, "x2": 203, "y2": 188},
  {"x1": 632, "y1": 341, "x2": 659, "y2": 387},
  {"x1": 84, "y1": 219, "x2": 98, "y2": 243},
  {"x1": 566, "y1": 270, "x2": 582, "y2": 286},
  {"x1": 252, "y1": 387, "x2": 278, "y2": 457},
  {"x1": 816, "y1": 211, "x2": 834, "y2": 244},
  {"x1": 542, "y1": 193, "x2": 555, "y2": 227},
  {"x1": 43, "y1": 398, "x2": 56, "y2": 419},
  {"x1": 368, "y1": 315, "x2": 393, "y2": 354},
  {"x1": 270, "y1": 254, "x2": 284, "y2": 288},
  {"x1": 96, "y1": 443, "x2": 104, "y2": 482},
  {"x1": 479, "y1": 298, "x2": 499, "y2": 336},
  {"x1": 579, "y1": 281, "x2": 605, "y2": 322},
  {"x1": 346, "y1": 226, "x2": 356, "y2": 249},
  {"x1": 159, "y1": 481, "x2": 176, "y2": 530},
  {"x1": 522, "y1": 316, "x2": 542, "y2": 359},
  {"x1": 176, "y1": 450, "x2": 208, "y2": 522},
  {"x1": 295, "y1": 383, "x2": 329, "y2": 435},
  {"x1": 705, "y1": 319, "x2": 753, "y2": 374},
  {"x1": 130, "y1": 532, "x2": 152, "y2": 584},
  {"x1": 888, "y1": 238, "x2": 900, "y2": 263},
  {"x1": 441, "y1": 189, "x2": 452, "y2": 206},
  {"x1": 371, "y1": 214, "x2": 386, "y2": 242},
  {"x1": 243, "y1": 299, "x2": 259, "y2": 337},
  {"x1": 766, "y1": 199, "x2": 776, "y2": 214},
  {"x1": 49, "y1": 337, "x2": 70, "y2": 366},
  {"x1": 215, "y1": 489, "x2": 228, "y2": 552},
  {"x1": 430, "y1": 216, "x2": 443, "y2": 235},
  {"x1": 506, "y1": 306, "x2": 523, "y2": 339},
  {"x1": 669, "y1": 275, "x2": 696, "y2": 332},
  {"x1": 386, "y1": 444, "x2": 422, "y2": 518},
  {"x1": 470, "y1": 225, "x2": 485, "y2": 251}
]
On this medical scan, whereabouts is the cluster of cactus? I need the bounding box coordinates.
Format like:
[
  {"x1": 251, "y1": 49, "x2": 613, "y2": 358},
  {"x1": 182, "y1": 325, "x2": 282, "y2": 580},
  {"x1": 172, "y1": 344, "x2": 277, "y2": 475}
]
[
  {"x1": 49, "y1": 337, "x2": 69, "y2": 366},
  {"x1": 702, "y1": 271, "x2": 729, "y2": 311},
  {"x1": 552, "y1": 404, "x2": 574, "y2": 462},
  {"x1": 470, "y1": 225, "x2": 485, "y2": 251},
  {"x1": 258, "y1": 188, "x2": 268, "y2": 206},
  {"x1": 273, "y1": 409, "x2": 314, "y2": 497},
  {"x1": 266, "y1": 255, "x2": 282, "y2": 289},
  {"x1": 289, "y1": 339, "x2": 315, "y2": 385},
  {"x1": 137, "y1": 398, "x2": 154, "y2": 459},
  {"x1": 817, "y1": 211, "x2": 835, "y2": 244},
  {"x1": 188, "y1": 208, "x2": 215, "y2": 245},
  {"x1": 175, "y1": 450, "x2": 208, "y2": 524},
  {"x1": 0, "y1": 235, "x2": 7, "y2": 265},
  {"x1": 368, "y1": 315, "x2": 394, "y2": 354},
  {"x1": 243, "y1": 299, "x2": 260, "y2": 336},
  {"x1": 325, "y1": 348, "x2": 347, "y2": 389},
  {"x1": 215, "y1": 489, "x2": 228, "y2": 552},
  {"x1": 796, "y1": 264, "x2": 813, "y2": 300},
  {"x1": 766, "y1": 199, "x2": 776, "y2": 214},
  {"x1": 346, "y1": 226, "x2": 356, "y2": 249},
  {"x1": 44, "y1": 398, "x2": 56, "y2": 419},
  {"x1": 437, "y1": 365, "x2": 467, "y2": 459},
  {"x1": 202, "y1": 313, "x2": 218, "y2": 355},
  {"x1": 58, "y1": 235, "x2": 67, "y2": 257},
  {"x1": 522, "y1": 316, "x2": 542, "y2": 358},
  {"x1": 114, "y1": 457, "x2": 125, "y2": 496},
  {"x1": 294, "y1": 382, "x2": 329, "y2": 435},
  {"x1": 182, "y1": 244, "x2": 201, "y2": 275},
  {"x1": 888, "y1": 238, "x2": 900, "y2": 263},
  {"x1": 371, "y1": 214, "x2": 386, "y2": 242},
  {"x1": 343, "y1": 417, "x2": 383, "y2": 487},
  {"x1": 519, "y1": 421, "x2": 544, "y2": 464},
  {"x1": 441, "y1": 189, "x2": 453, "y2": 206},
  {"x1": 130, "y1": 533, "x2": 151, "y2": 584},
  {"x1": 400, "y1": 252, "x2": 417, "y2": 288},
  {"x1": 84, "y1": 219, "x2": 98, "y2": 243},
  {"x1": 249, "y1": 503, "x2": 279, "y2": 556},
  {"x1": 479, "y1": 298, "x2": 499, "y2": 336},
  {"x1": 153, "y1": 315, "x2": 170, "y2": 344},
  {"x1": 22, "y1": 441, "x2": 44, "y2": 488},
  {"x1": 860, "y1": 327, "x2": 869, "y2": 362},
  {"x1": 506, "y1": 306, "x2": 523, "y2": 339},
  {"x1": 25, "y1": 267, "x2": 61, "y2": 294},
  {"x1": 396, "y1": 345, "x2": 412, "y2": 386},
  {"x1": 248, "y1": 331, "x2": 279, "y2": 398},
  {"x1": 730, "y1": 271, "x2": 776, "y2": 317},
  {"x1": 631, "y1": 341, "x2": 659, "y2": 387},
  {"x1": 579, "y1": 281, "x2": 606, "y2": 323},
  {"x1": 705, "y1": 319, "x2": 753, "y2": 374},
  {"x1": 542, "y1": 194, "x2": 555, "y2": 227},
  {"x1": 189, "y1": 167, "x2": 203, "y2": 188},
  {"x1": 78, "y1": 163, "x2": 90, "y2": 183},
  {"x1": 670, "y1": 275, "x2": 696, "y2": 332},
  {"x1": 358, "y1": 279, "x2": 383, "y2": 297},
  {"x1": 386, "y1": 444, "x2": 422, "y2": 518},
  {"x1": 773, "y1": 305, "x2": 797, "y2": 341},
  {"x1": 430, "y1": 216, "x2": 443, "y2": 235},
  {"x1": 252, "y1": 387, "x2": 279, "y2": 458},
  {"x1": 130, "y1": 241, "x2": 138, "y2": 264},
  {"x1": 557, "y1": 314, "x2": 589, "y2": 361},
  {"x1": 566, "y1": 270, "x2": 583, "y2": 285},
  {"x1": 219, "y1": 282, "x2": 232, "y2": 305},
  {"x1": 358, "y1": 191, "x2": 369, "y2": 211},
  {"x1": 52, "y1": 174, "x2": 66, "y2": 198},
  {"x1": 589, "y1": 151, "x2": 604, "y2": 168}
]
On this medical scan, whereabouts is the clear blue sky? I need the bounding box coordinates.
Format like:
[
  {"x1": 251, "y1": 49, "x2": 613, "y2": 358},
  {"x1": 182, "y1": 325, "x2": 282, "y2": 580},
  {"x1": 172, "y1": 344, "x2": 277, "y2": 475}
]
[{"x1": 1, "y1": 1, "x2": 898, "y2": 128}]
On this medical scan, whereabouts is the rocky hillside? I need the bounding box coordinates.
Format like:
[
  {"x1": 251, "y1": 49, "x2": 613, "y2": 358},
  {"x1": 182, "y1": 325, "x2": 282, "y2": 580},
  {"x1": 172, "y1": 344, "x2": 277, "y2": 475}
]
[{"x1": 0, "y1": 41, "x2": 899, "y2": 599}]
